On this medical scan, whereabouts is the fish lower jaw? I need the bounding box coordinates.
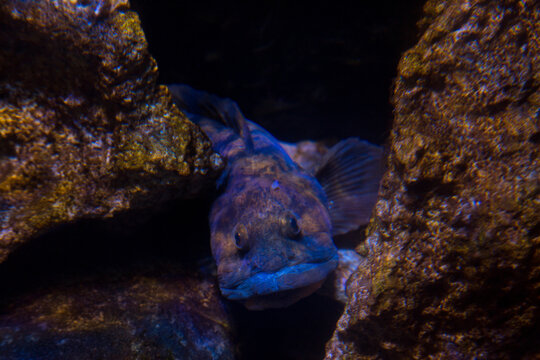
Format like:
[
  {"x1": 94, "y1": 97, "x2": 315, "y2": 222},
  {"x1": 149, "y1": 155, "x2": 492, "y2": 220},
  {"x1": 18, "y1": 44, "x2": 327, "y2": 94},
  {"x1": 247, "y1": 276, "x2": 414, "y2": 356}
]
[{"x1": 219, "y1": 257, "x2": 338, "y2": 309}]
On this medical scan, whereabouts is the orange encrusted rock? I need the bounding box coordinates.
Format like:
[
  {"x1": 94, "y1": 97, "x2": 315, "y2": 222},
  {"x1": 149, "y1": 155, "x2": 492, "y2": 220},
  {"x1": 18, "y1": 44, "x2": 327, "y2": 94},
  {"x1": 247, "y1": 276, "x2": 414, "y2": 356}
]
[
  {"x1": 325, "y1": 0, "x2": 539, "y2": 358},
  {"x1": 0, "y1": 267, "x2": 235, "y2": 359},
  {"x1": 0, "y1": 0, "x2": 224, "y2": 263}
]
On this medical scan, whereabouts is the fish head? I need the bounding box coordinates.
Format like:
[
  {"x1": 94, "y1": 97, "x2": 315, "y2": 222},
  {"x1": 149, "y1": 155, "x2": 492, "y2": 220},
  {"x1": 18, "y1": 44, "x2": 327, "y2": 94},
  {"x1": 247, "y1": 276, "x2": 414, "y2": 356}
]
[{"x1": 210, "y1": 177, "x2": 338, "y2": 310}]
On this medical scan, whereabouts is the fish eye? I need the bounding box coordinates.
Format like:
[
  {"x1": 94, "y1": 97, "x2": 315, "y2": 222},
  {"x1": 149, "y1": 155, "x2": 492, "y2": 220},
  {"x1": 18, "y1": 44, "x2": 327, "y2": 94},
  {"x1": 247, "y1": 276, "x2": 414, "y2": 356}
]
[
  {"x1": 232, "y1": 224, "x2": 249, "y2": 252},
  {"x1": 282, "y1": 212, "x2": 301, "y2": 238}
]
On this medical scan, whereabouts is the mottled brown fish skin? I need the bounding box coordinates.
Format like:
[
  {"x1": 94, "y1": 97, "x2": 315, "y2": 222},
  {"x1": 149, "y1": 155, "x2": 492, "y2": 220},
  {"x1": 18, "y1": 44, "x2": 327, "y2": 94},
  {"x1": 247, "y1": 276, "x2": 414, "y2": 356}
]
[{"x1": 197, "y1": 116, "x2": 339, "y2": 309}]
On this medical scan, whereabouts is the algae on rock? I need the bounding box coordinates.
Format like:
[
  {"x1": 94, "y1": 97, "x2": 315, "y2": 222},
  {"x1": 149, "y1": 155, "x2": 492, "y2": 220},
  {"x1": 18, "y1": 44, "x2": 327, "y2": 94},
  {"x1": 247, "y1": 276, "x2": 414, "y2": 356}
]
[
  {"x1": 0, "y1": 269, "x2": 235, "y2": 360},
  {"x1": 325, "y1": 0, "x2": 539, "y2": 358},
  {"x1": 0, "y1": 0, "x2": 223, "y2": 263}
]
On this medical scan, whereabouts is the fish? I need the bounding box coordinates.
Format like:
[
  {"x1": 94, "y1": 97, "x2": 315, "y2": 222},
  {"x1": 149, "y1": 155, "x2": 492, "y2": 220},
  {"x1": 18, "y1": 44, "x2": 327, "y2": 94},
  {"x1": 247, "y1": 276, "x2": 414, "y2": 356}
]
[{"x1": 169, "y1": 84, "x2": 383, "y2": 310}]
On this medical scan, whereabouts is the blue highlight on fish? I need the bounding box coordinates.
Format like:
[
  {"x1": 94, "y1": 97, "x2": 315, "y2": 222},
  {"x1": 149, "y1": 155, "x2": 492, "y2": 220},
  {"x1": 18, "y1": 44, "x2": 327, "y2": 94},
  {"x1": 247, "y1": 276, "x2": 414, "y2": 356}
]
[{"x1": 169, "y1": 84, "x2": 383, "y2": 310}]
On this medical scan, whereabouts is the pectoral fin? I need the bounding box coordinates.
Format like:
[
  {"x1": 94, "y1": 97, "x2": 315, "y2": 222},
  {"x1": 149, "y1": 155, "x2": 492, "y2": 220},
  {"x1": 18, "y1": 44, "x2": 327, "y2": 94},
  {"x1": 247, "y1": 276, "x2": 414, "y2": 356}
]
[{"x1": 315, "y1": 138, "x2": 384, "y2": 236}]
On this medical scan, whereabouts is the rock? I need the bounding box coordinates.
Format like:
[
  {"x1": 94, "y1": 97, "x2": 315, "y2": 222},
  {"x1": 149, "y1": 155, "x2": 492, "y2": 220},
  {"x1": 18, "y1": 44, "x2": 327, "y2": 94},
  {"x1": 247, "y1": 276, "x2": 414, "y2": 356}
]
[
  {"x1": 0, "y1": 269, "x2": 235, "y2": 360},
  {"x1": 280, "y1": 140, "x2": 329, "y2": 175},
  {"x1": 325, "y1": 0, "x2": 539, "y2": 358},
  {"x1": 0, "y1": 0, "x2": 224, "y2": 263}
]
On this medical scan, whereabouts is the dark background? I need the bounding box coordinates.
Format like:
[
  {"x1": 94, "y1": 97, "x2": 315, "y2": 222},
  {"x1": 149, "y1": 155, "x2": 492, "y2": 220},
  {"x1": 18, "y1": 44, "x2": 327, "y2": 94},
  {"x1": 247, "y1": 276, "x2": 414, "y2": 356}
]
[{"x1": 132, "y1": 0, "x2": 426, "y2": 145}]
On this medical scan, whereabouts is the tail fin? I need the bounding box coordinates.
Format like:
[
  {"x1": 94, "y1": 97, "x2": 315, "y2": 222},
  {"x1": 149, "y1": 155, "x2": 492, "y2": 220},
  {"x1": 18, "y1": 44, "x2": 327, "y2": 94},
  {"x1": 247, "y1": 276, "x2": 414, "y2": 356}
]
[{"x1": 169, "y1": 84, "x2": 254, "y2": 152}]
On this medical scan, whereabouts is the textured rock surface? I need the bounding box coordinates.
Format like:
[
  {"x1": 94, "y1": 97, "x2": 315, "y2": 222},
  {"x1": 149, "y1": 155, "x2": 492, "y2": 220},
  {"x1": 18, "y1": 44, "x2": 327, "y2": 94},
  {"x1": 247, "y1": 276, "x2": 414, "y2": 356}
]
[
  {"x1": 0, "y1": 270, "x2": 235, "y2": 360},
  {"x1": 326, "y1": 0, "x2": 539, "y2": 358},
  {"x1": 0, "y1": 0, "x2": 223, "y2": 263}
]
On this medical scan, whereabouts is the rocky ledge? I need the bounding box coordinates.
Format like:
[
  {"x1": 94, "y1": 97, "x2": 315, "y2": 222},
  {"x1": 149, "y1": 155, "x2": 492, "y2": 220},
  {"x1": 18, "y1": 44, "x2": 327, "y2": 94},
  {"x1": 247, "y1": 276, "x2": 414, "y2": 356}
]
[{"x1": 0, "y1": 0, "x2": 223, "y2": 263}]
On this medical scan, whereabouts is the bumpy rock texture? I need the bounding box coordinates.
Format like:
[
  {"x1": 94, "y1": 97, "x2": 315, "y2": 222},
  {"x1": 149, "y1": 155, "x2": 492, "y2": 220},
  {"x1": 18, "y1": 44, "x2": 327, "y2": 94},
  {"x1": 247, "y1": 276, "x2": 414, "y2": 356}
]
[
  {"x1": 326, "y1": 0, "x2": 539, "y2": 359},
  {"x1": 0, "y1": 0, "x2": 223, "y2": 263},
  {"x1": 0, "y1": 270, "x2": 235, "y2": 360}
]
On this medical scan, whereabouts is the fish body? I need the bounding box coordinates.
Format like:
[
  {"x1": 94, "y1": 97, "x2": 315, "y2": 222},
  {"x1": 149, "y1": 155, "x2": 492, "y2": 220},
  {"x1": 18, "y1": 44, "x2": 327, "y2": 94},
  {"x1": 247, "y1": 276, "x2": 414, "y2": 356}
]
[{"x1": 170, "y1": 85, "x2": 382, "y2": 310}]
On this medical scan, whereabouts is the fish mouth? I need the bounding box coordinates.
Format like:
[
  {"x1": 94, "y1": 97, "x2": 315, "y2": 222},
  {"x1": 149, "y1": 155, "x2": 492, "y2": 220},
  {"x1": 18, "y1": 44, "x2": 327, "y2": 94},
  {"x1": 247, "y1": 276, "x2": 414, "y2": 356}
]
[{"x1": 219, "y1": 255, "x2": 338, "y2": 309}]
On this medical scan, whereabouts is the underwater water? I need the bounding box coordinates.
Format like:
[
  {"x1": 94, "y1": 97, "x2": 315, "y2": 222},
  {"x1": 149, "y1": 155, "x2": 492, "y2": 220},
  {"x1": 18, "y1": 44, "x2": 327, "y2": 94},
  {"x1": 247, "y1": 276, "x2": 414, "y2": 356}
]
[
  {"x1": 129, "y1": 1, "x2": 424, "y2": 358},
  {"x1": 5, "y1": 0, "x2": 537, "y2": 359},
  {"x1": 133, "y1": 0, "x2": 424, "y2": 146},
  {"x1": 0, "y1": 0, "x2": 425, "y2": 359}
]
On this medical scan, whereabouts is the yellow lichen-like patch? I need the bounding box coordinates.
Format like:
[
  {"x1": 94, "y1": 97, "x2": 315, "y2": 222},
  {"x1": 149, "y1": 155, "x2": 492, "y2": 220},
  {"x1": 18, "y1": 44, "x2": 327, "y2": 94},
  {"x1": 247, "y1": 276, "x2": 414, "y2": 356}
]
[
  {"x1": 35, "y1": 294, "x2": 124, "y2": 333},
  {"x1": 398, "y1": 50, "x2": 429, "y2": 79},
  {"x1": 0, "y1": 105, "x2": 37, "y2": 139},
  {"x1": 115, "y1": 11, "x2": 146, "y2": 48},
  {"x1": 20, "y1": 180, "x2": 77, "y2": 231},
  {"x1": 370, "y1": 255, "x2": 397, "y2": 301},
  {"x1": 0, "y1": 173, "x2": 26, "y2": 193}
]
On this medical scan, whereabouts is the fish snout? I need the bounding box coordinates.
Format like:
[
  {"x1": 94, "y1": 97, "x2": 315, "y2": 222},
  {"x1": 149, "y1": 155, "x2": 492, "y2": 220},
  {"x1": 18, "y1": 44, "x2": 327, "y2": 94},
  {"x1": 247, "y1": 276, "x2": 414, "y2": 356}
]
[
  {"x1": 250, "y1": 235, "x2": 311, "y2": 272},
  {"x1": 251, "y1": 246, "x2": 290, "y2": 272}
]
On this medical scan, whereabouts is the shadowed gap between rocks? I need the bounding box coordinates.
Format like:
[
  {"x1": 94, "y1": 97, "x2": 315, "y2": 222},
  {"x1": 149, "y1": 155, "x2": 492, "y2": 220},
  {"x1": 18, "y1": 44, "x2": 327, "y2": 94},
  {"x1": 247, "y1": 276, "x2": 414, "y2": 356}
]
[{"x1": 0, "y1": 197, "x2": 347, "y2": 360}]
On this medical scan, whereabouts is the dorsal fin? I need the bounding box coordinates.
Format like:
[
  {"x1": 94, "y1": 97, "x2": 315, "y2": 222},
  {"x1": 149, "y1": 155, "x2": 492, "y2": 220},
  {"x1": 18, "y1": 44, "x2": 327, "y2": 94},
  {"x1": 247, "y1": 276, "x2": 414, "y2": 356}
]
[
  {"x1": 315, "y1": 138, "x2": 384, "y2": 236},
  {"x1": 169, "y1": 84, "x2": 254, "y2": 152}
]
